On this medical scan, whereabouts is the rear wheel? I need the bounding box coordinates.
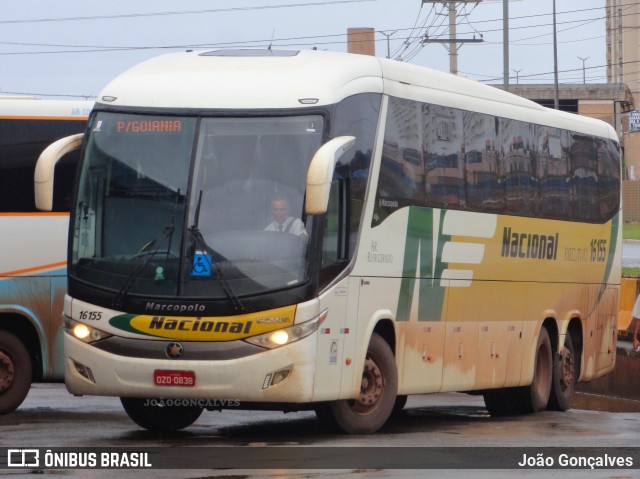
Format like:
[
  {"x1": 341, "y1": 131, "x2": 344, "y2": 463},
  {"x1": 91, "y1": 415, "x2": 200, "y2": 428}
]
[
  {"x1": 326, "y1": 333, "x2": 397, "y2": 434},
  {"x1": 547, "y1": 333, "x2": 576, "y2": 411},
  {"x1": 0, "y1": 331, "x2": 32, "y2": 415},
  {"x1": 120, "y1": 398, "x2": 203, "y2": 432},
  {"x1": 483, "y1": 387, "x2": 527, "y2": 416},
  {"x1": 392, "y1": 395, "x2": 408, "y2": 416},
  {"x1": 521, "y1": 327, "x2": 553, "y2": 413}
]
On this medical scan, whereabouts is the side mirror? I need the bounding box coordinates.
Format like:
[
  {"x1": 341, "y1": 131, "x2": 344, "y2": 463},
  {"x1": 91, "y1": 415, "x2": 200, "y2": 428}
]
[
  {"x1": 34, "y1": 133, "x2": 84, "y2": 211},
  {"x1": 305, "y1": 136, "x2": 356, "y2": 215}
]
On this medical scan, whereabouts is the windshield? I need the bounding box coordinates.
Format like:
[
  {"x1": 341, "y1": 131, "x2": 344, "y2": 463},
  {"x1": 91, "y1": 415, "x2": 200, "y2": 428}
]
[{"x1": 70, "y1": 112, "x2": 323, "y2": 302}]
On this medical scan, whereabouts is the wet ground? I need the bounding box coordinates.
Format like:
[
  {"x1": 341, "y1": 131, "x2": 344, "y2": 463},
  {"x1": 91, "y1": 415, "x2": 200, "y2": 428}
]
[
  {"x1": 2, "y1": 383, "x2": 640, "y2": 478},
  {"x1": 573, "y1": 392, "x2": 640, "y2": 412}
]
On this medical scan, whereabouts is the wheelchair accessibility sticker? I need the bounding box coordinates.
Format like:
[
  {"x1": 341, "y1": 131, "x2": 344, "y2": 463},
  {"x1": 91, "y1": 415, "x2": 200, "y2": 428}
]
[{"x1": 191, "y1": 252, "x2": 212, "y2": 277}]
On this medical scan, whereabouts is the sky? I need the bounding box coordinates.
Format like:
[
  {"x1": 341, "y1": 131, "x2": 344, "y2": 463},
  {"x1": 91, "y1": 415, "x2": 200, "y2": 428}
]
[{"x1": 1, "y1": 0, "x2": 610, "y2": 100}]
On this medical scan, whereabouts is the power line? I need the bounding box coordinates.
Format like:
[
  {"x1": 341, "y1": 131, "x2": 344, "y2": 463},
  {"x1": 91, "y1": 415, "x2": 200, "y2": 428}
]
[
  {"x1": 475, "y1": 58, "x2": 640, "y2": 84},
  {"x1": 0, "y1": 0, "x2": 374, "y2": 25},
  {"x1": 1, "y1": 6, "x2": 624, "y2": 57},
  {"x1": 1, "y1": 3, "x2": 632, "y2": 53}
]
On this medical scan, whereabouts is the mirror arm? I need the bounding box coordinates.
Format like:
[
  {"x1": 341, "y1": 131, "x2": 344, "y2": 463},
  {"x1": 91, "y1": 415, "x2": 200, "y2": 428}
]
[
  {"x1": 34, "y1": 133, "x2": 84, "y2": 211},
  {"x1": 305, "y1": 136, "x2": 356, "y2": 215}
]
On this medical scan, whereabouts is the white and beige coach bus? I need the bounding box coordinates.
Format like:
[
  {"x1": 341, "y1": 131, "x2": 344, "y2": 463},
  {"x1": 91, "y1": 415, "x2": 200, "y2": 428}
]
[{"x1": 36, "y1": 49, "x2": 621, "y2": 433}]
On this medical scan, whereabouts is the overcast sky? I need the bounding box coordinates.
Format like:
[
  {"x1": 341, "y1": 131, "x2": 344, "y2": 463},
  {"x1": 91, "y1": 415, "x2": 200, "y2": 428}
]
[{"x1": 1, "y1": 0, "x2": 609, "y2": 100}]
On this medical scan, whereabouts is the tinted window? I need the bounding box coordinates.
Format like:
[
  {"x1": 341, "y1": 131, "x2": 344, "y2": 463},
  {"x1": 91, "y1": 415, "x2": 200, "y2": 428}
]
[
  {"x1": 374, "y1": 96, "x2": 620, "y2": 225},
  {"x1": 0, "y1": 118, "x2": 86, "y2": 212}
]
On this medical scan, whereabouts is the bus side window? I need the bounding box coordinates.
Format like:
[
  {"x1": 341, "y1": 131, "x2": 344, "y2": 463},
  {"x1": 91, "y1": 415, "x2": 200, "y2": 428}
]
[
  {"x1": 0, "y1": 159, "x2": 35, "y2": 212},
  {"x1": 319, "y1": 179, "x2": 349, "y2": 288}
]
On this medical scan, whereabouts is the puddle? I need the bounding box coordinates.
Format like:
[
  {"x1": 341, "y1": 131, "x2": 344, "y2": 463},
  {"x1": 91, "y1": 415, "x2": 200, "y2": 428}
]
[{"x1": 572, "y1": 392, "x2": 640, "y2": 412}]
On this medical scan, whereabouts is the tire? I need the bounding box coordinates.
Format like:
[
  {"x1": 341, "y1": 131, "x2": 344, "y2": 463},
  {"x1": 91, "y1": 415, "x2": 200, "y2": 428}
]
[
  {"x1": 120, "y1": 397, "x2": 203, "y2": 432},
  {"x1": 547, "y1": 333, "x2": 576, "y2": 411},
  {"x1": 483, "y1": 389, "x2": 509, "y2": 417},
  {"x1": 0, "y1": 331, "x2": 32, "y2": 415},
  {"x1": 314, "y1": 403, "x2": 341, "y2": 432},
  {"x1": 392, "y1": 395, "x2": 408, "y2": 416},
  {"x1": 326, "y1": 333, "x2": 398, "y2": 434},
  {"x1": 520, "y1": 327, "x2": 553, "y2": 413},
  {"x1": 483, "y1": 388, "x2": 521, "y2": 417}
]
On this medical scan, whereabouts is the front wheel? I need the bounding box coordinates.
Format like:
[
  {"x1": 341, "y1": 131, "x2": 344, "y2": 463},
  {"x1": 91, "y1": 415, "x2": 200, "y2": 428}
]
[
  {"x1": 120, "y1": 398, "x2": 203, "y2": 432},
  {"x1": 327, "y1": 333, "x2": 397, "y2": 434},
  {"x1": 0, "y1": 331, "x2": 32, "y2": 414}
]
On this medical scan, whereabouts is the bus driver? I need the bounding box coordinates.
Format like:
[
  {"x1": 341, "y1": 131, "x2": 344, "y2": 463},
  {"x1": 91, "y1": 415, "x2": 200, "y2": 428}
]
[{"x1": 264, "y1": 196, "x2": 307, "y2": 237}]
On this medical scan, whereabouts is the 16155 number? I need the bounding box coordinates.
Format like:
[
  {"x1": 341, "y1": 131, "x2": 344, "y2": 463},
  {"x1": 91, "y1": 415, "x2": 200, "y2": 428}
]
[{"x1": 590, "y1": 239, "x2": 607, "y2": 263}]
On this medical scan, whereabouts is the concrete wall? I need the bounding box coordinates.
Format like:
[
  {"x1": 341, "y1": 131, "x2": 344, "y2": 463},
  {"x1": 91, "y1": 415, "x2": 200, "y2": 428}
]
[
  {"x1": 624, "y1": 134, "x2": 640, "y2": 181},
  {"x1": 623, "y1": 180, "x2": 640, "y2": 221},
  {"x1": 578, "y1": 100, "x2": 614, "y2": 127}
]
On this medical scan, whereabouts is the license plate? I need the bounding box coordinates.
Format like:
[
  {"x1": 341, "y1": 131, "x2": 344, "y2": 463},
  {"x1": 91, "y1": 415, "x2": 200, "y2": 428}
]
[{"x1": 153, "y1": 370, "x2": 196, "y2": 387}]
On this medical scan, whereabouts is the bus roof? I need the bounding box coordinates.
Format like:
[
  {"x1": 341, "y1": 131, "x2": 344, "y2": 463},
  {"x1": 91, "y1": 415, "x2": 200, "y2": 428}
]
[
  {"x1": 0, "y1": 98, "x2": 93, "y2": 120},
  {"x1": 97, "y1": 49, "x2": 383, "y2": 110},
  {"x1": 96, "y1": 49, "x2": 617, "y2": 142}
]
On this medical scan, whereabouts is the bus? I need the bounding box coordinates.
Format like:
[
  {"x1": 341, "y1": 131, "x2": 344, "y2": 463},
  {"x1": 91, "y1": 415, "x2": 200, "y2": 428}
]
[
  {"x1": 36, "y1": 50, "x2": 621, "y2": 433},
  {"x1": 0, "y1": 98, "x2": 91, "y2": 414}
]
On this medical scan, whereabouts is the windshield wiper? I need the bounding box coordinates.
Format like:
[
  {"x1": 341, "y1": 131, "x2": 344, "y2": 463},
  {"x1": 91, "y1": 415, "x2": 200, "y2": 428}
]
[
  {"x1": 112, "y1": 190, "x2": 181, "y2": 308},
  {"x1": 189, "y1": 190, "x2": 245, "y2": 311}
]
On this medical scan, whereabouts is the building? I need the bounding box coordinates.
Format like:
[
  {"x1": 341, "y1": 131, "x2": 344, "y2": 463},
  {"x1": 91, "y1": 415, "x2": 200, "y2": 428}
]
[
  {"x1": 606, "y1": 0, "x2": 640, "y2": 219},
  {"x1": 607, "y1": 0, "x2": 640, "y2": 104}
]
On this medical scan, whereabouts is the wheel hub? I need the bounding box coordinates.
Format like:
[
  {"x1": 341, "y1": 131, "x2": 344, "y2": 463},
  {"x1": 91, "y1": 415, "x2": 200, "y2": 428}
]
[
  {"x1": 357, "y1": 357, "x2": 383, "y2": 410},
  {"x1": 560, "y1": 350, "x2": 574, "y2": 391},
  {"x1": 0, "y1": 350, "x2": 15, "y2": 392}
]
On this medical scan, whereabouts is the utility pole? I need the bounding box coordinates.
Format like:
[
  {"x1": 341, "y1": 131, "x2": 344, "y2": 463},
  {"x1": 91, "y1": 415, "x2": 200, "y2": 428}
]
[
  {"x1": 577, "y1": 56, "x2": 589, "y2": 84},
  {"x1": 421, "y1": 1, "x2": 483, "y2": 75},
  {"x1": 503, "y1": 0, "x2": 509, "y2": 91},
  {"x1": 552, "y1": 0, "x2": 559, "y2": 109}
]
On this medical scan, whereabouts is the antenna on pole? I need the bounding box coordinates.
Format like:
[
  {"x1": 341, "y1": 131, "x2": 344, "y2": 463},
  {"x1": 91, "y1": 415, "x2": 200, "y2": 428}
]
[{"x1": 268, "y1": 28, "x2": 275, "y2": 50}]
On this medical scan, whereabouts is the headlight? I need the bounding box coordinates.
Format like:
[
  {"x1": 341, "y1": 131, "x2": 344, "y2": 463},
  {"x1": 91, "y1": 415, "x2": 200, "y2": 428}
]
[
  {"x1": 244, "y1": 309, "x2": 328, "y2": 349},
  {"x1": 64, "y1": 318, "x2": 112, "y2": 343}
]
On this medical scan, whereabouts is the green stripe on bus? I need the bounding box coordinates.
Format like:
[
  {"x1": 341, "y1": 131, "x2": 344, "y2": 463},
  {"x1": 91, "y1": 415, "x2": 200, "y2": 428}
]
[{"x1": 397, "y1": 207, "x2": 448, "y2": 323}]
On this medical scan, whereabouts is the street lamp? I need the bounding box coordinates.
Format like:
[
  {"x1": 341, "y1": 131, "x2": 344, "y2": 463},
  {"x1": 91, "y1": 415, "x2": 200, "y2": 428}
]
[
  {"x1": 379, "y1": 30, "x2": 397, "y2": 59},
  {"x1": 512, "y1": 68, "x2": 523, "y2": 84},
  {"x1": 577, "y1": 56, "x2": 589, "y2": 84}
]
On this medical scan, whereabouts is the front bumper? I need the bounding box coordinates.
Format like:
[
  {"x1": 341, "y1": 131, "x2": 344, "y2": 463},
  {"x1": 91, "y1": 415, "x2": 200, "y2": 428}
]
[{"x1": 64, "y1": 332, "x2": 318, "y2": 402}]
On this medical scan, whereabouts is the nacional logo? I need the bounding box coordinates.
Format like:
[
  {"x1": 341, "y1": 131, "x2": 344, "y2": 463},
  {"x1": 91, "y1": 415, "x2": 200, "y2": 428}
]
[
  {"x1": 501, "y1": 227, "x2": 559, "y2": 261},
  {"x1": 108, "y1": 305, "x2": 298, "y2": 342}
]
